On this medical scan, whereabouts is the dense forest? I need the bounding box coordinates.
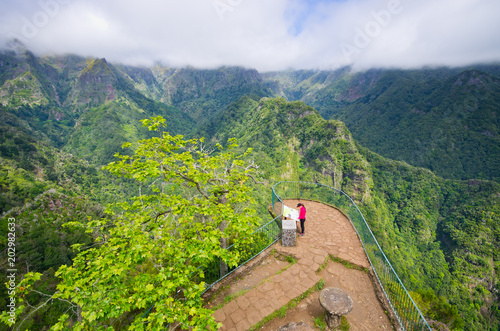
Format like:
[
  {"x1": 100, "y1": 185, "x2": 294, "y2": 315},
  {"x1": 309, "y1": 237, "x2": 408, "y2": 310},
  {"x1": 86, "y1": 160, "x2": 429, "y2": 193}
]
[
  {"x1": 1, "y1": 48, "x2": 499, "y2": 330},
  {"x1": 263, "y1": 67, "x2": 500, "y2": 183}
]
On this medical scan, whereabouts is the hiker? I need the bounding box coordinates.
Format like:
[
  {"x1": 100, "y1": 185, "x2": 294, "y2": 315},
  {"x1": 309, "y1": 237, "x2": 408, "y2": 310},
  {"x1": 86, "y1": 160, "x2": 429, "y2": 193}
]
[{"x1": 297, "y1": 203, "x2": 306, "y2": 236}]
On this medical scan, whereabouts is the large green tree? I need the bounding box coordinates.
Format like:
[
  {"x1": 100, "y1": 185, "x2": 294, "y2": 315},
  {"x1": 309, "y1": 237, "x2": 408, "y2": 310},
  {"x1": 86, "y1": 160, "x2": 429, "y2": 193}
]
[{"x1": 3, "y1": 116, "x2": 262, "y2": 330}]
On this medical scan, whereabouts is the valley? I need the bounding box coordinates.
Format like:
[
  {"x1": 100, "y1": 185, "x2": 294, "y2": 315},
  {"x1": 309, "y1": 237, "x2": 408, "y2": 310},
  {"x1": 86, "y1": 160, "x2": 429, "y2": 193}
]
[{"x1": 0, "y1": 47, "x2": 499, "y2": 330}]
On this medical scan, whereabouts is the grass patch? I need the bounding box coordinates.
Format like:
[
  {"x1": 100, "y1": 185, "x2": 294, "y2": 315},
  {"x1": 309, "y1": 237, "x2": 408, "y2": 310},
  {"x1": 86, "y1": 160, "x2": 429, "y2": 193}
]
[
  {"x1": 314, "y1": 311, "x2": 349, "y2": 331},
  {"x1": 314, "y1": 314, "x2": 327, "y2": 330},
  {"x1": 315, "y1": 279, "x2": 325, "y2": 291},
  {"x1": 340, "y1": 315, "x2": 350, "y2": 330},
  {"x1": 223, "y1": 289, "x2": 249, "y2": 304},
  {"x1": 274, "y1": 252, "x2": 297, "y2": 275},
  {"x1": 329, "y1": 255, "x2": 369, "y2": 274},
  {"x1": 248, "y1": 279, "x2": 326, "y2": 331},
  {"x1": 317, "y1": 255, "x2": 330, "y2": 273}
]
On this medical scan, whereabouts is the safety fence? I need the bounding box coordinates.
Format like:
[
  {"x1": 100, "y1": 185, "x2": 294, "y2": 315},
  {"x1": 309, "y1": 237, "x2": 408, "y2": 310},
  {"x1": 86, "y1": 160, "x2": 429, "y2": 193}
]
[
  {"x1": 202, "y1": 217, "x2": 282, "y2": 292},
  {"x1": 272, "y1": 181, "x2": 431, "y2": 331}
]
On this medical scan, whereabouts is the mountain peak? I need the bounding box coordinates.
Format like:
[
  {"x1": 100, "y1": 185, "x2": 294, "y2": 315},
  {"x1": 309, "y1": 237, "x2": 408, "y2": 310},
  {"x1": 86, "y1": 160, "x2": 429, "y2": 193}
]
[
  {"x1": 79, "y1": 58, "x2": 112, "y2": 79},
  {"x1": 69, "y1": 58, "x2": 118, "y2": 109}
]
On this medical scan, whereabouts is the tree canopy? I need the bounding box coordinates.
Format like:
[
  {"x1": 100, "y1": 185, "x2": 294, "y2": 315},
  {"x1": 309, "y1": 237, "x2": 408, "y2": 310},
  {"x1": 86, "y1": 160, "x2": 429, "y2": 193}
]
[{"x1": 4, "y1": 116, "x2": 262, "y2": 330}]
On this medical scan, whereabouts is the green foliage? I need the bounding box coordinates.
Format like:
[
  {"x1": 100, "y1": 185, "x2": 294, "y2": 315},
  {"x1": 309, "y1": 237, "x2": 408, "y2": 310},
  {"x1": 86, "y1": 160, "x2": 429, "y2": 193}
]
[
  {"x1": 195, "y1": 97, "x2": 372, "y2": 201},
  {"x1": 153, "y1": 66, "x2": 273, "y2": 123},
  {"x1": 359, "y1": 147, "x2": 500, "y2": 330},
  {"x1": 314, "y1": 315, "x2": 327, "y2": 330},
  {"x1": 0, "y1": 191, "x2": 105, "y2": 330},
  {"x1": 305, "y1": 68, "x2": 500, "y2": 183},
  {"x1": 339, "y1": 315, "x2": 350, "y2": 330},
  {"x1": 6, "y1": 116, "x2": 262, "y2": 330},
  {"x1": 0, "y1": 134, "x2": 139, "y2": 215},
  {"x1": 1, "y1": 50, "x2": 500, "y2": 330},
  {"x1": 315, "y1": 279, "x2": 326, "y2": 291},
  {"x1": 64, "y1": 98, "x2": 195, "y2": 165}
]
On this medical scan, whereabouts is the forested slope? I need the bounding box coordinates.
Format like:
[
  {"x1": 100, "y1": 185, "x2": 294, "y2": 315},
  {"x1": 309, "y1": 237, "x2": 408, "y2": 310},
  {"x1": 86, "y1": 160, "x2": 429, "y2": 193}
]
[
  {"x1": 1, "y1": 48, "x2": 499, "y2": 330},
  {"x1": 199, "y1": 97, "x2": 500, "y2": 330},
  {"x1": 264, "y1": 66, "x2": 500, "y2": 183}
]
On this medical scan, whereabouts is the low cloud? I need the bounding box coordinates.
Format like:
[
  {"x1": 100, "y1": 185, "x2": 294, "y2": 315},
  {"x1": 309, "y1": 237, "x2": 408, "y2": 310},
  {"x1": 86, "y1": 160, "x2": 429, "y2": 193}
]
[{"x1": 1, "y1": 0, "x2": 499, "y2": 71}]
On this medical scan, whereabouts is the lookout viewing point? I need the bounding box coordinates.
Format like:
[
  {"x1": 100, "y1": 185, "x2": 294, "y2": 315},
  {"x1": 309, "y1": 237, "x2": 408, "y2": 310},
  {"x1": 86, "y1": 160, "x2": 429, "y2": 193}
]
[
  {"x1": 209, "y1": 199, "x2": 392, "y2": 330},
  {"x1": 203, "y1": 182, "x2": 431, "y2": 331}
]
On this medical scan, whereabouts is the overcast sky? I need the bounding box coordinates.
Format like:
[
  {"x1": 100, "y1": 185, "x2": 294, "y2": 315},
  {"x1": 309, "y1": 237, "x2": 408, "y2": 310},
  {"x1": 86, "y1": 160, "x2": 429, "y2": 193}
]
[{"x1": 1, "y1": 0, "x2": 499, "y2": 71}]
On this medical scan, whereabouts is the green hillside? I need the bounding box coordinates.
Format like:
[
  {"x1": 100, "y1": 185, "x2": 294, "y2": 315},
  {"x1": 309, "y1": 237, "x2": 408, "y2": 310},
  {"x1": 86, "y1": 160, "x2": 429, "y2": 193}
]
[
  {"x1": 196, "y1": 96, "x2": 372, "y2": 201},
  {"x1": 198, "y1": 97, "x2": 500, "y2": 330},
  {"x1": 360, "y1": 148, "x2": 500, "y2": 330},
  {"x1": 264, "y1": 67, "x2": 500, "y2": 182},
  {"x1": 1, "y1": 48, "x2": 499, "y2": 330}
]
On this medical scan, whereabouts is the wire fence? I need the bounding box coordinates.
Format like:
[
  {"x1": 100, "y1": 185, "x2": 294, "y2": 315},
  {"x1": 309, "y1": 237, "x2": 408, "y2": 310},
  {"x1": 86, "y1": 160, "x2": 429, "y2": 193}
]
[
  {"x1": 202, "y1": 216, "x2": 282, "y2": 292},
  {"x1": 272, "y1": 181, "x2": 431, "y2": 331}
]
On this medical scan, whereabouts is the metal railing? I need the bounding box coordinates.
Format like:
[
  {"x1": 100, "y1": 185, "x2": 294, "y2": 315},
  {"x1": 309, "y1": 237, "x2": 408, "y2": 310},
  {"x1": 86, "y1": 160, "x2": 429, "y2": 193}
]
[
  {"x1": 272, "y1": 181, "x2": 431, "y2": 331},
  {"x1": 202, "y1": 217, "x2": 282, "y2": 292}
]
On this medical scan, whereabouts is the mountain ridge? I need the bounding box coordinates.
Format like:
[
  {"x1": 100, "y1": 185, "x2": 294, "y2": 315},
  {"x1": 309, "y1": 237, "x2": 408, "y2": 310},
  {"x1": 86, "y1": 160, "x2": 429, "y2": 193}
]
[{"x1": 1, "y1": 48, "x2": 500, "y2": 330}]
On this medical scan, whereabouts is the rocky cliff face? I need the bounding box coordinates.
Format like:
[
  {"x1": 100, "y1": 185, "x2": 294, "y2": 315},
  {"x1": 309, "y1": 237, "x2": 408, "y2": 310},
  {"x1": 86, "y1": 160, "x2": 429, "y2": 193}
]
[
  {"x1": 66, "y1": 58, "x2": 118, "y2": 111},
  {"x1": 152, "y1": 66, "x2": 272, "y2": 122}
]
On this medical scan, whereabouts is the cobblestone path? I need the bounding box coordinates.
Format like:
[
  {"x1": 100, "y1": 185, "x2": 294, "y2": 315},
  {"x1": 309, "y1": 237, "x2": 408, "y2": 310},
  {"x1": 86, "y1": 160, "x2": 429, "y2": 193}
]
[{"x1": 212, "y1": 200, "x2": 393, "y2": 330}]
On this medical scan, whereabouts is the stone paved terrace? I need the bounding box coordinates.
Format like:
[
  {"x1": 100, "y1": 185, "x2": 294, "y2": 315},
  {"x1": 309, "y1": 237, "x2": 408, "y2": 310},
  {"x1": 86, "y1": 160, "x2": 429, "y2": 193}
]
[{"x1": 211, "y1": 200, "x2": 395, "y2": 330}]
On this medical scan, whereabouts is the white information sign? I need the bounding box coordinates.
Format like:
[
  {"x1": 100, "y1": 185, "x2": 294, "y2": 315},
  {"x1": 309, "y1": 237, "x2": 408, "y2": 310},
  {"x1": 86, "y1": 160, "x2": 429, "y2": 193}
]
[{"x1": 283, "y1": 205, "x2": 299, "y2": 220}]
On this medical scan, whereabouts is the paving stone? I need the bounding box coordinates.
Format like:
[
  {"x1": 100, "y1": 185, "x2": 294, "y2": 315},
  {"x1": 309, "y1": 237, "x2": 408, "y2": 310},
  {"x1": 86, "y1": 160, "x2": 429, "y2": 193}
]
[
  {"x1": 288, "y1": 287, "x2": 303, "y2": 299},
  {"x1": 272, "y1": 274, "x2": 285, "y2": 282},
  {"x1": 277, "y1": 294, "x2": 291, "y2": 306},
  {"x1": 311, "y1": 262, "x2": 321, "y2": 271},
  {"x1": 298, "y1": 270, "x2": 308, "y2": 279},
  {"x1": 223, "y1": 301, "x2": 238, "y2": 315},
  {"x1": 268, "y1": 297, "x2": 282, "y2": 310},
  {"x1": 229, "y1": 307, "x2": 247, "y2": 325},
  {"x1": 287, "y1": 263, "x2": 301, "y2": 275},
  {"x1": 297, "y1": 258, "x2": 314, "y2": 267},
  {"x1": 246, "y1": 306, "x2": 262, "y2": 326},
  {"x1": 258, "y1": 304, "x2": 275, "y2": 317},
  {"x1": 313, "y1": 254, "x2": 326, "y2": 265},
  {"x1": 222, "y1": 317, "x2": 235, "y2": 330},
  {"x1": 248, "y1": 294, "x2": 260, "y2": 304},
  {"x1": 235, "y1": 318, "x2": 252, "y2": 331},
  {"x1": 309, "y1": 248, "x2": 327, "y2": 256},
  {"x1": 236, "y1": 296, "x2": 250, "y2": 310},
  {"x1": 258, "y1": 281, "x2": 274, "y2": 292},
  {"x1": 213, "y1": 308, "x2": 226, "y2": 323}
]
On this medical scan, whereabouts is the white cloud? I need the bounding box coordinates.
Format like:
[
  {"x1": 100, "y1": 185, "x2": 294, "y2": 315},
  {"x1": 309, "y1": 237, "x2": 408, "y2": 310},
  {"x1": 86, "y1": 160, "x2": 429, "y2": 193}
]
[{"x1": 0, "y1": 0, "x2": 499, "y2": 71}]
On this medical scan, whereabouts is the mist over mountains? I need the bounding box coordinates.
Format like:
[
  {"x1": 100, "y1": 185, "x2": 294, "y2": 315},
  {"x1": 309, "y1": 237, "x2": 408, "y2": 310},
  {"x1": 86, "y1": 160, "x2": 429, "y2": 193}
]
[{"x1": 1, "y1": 47, "x2": 500, "y2": 330}]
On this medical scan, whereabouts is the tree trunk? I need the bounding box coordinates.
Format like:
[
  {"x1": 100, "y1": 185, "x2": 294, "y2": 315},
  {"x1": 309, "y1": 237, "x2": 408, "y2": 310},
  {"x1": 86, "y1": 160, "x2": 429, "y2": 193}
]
[
  {"x1": 219, "y1": 219, "x2": 229, "y2": 277},
  {"x1": 77, "y1": 305, "x2": 82, "y2": 323},
  {"x1": 216, "y1": 193, "x2": 230, "y2": 277}
]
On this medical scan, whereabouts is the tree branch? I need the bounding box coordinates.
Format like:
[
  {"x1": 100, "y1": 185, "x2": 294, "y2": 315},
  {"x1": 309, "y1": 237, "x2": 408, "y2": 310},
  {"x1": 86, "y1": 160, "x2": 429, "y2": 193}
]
[{"x1": 176, "y1": 172, "x2": 211, "y2": 200}]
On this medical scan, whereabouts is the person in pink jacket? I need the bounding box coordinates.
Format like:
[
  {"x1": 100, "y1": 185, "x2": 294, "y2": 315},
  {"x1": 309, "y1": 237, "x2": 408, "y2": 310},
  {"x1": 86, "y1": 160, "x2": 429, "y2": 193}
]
[{"x1": 297, "y1": 203, "x2": 306, "y2": 236}]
